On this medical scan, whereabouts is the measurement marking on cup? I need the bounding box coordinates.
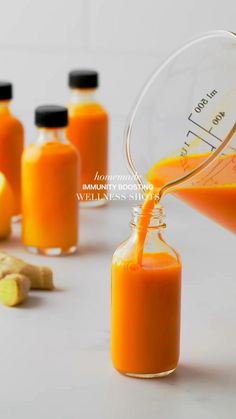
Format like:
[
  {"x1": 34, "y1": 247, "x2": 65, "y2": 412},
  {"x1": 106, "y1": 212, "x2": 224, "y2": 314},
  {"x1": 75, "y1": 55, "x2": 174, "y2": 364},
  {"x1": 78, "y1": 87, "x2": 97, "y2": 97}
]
[
  {"x1": 188, "y1": 113, "x2": 222, "y2": 142},
  {"x1": 186, "y1": 130, "x2": 217, "y2": 151},
  {"x1": 207, "y1": 90, "x2": 218, "y2": 99},
  {"x1": 194, "y1": 157, "x2": 234, "y2": 187},
  {"x1": 188, "y1": 90, "x2": 232, "y2": 148},
  {"x1": 188, "y1": 113, "x2": 236, "y2": 153},
  {"x1": 212, "y1": 112, "x2": 225, "y2": 126},
  {"x1": 194, "y1": 90, "x2": 218, "y2": 114}
]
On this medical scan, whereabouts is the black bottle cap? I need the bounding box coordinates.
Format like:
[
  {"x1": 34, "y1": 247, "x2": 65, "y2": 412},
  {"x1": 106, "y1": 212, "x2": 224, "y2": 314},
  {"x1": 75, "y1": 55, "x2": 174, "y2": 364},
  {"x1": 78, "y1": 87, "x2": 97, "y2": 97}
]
[
  {"x1": 0, "y1": 82, "x2": 12, "y2": 100},
  {"x1": 68, "y1": 70, "x2": 99, "y2": 89},
  {"x1": 35, "y1": 105, "x2": 68, "y2": 128}
]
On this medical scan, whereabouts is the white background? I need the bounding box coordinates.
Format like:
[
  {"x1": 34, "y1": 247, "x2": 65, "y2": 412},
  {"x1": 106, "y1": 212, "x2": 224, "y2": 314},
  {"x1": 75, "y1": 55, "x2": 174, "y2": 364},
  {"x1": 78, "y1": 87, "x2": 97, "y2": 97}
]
[
  {"x1": 0, "y1": 0, "x2": 235, "y2": 176},
  {"x1": 0, "y1": 2, "x2": 236, "y2": 418}
]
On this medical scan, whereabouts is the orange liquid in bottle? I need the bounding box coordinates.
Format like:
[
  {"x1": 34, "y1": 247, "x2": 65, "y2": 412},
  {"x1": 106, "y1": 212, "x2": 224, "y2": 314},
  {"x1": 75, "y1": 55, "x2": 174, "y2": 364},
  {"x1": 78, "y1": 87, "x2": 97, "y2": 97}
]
[
  {"x1": 148, "y1": 153, "x2": 236, "y2": 233},
  {"x1": 111, "y1": 194, "x2": 181, "y2": 377},
  {"x1": 0, "y1": 104, "x2": 24, "y2": 216},
  {"x1": 67, "y1": 102, "x2": 108, "y2": 201},
  {"x1": 22, "y1": 140, "x2": 78, "y2": 252},
  {"x1": 111, "y1": 252, "x2": 181, "y2": 376}
]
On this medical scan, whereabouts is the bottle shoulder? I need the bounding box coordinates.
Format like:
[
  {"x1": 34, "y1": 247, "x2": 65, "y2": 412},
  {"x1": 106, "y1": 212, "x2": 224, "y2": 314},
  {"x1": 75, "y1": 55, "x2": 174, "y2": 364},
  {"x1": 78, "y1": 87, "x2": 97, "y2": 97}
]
[
  {"x1": 68, "y1": 102, "x2": 108, "y2": 119},
  {"x1": 0, "y1": 112, "x2": 23, "y2": 132},
  {"x1": 10, "y1": 112, "x2": 23, "y2": 125},
  {"x1": 23, "y1": 140, "x2": 78, "y2": 162},
  {"x1": 112, "y1": 232, "x2": 181, "y2": 268}
]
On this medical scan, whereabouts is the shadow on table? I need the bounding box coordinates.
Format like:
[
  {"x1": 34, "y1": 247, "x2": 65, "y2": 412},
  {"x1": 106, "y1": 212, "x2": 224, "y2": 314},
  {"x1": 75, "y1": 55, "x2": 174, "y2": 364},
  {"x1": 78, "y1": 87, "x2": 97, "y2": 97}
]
[
  {"x1": 0, "y1": 234, "x2": 22, "y2": 249},
  {"x1": 78, "y1": 242, "x2": 113, "y2": 256},
  {"x1": 163, "y1": 363, "x2": 236, "y2": 390},
  {"x1": 17, "y1": 295, "x2": 44, "y2": 309}
]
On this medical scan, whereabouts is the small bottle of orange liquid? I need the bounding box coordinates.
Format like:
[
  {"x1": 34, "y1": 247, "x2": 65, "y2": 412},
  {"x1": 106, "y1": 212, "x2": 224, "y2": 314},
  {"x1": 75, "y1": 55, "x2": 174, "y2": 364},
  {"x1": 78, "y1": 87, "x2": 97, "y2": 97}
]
[
  {"x1": 111, "y1": 205, "x2": 181, "y2": 378},
  {"x1": 67, "y1": 70, "x2": 108, "y2": 207},
  {"x1": 0, "y1": 82, "x2": 24, "y2": 219},
  {"x1": 22, "y1": 106, "x2": 78, "y2": 255}
]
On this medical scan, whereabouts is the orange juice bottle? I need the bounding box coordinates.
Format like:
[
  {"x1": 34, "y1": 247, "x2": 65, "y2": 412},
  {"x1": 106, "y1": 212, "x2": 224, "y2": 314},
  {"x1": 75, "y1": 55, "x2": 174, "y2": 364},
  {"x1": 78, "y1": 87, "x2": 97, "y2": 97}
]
[
  {"x1": 22, "y1": 106, "x2": 78, "y2": 255},
  {"x1": 111, "y1": 205, "x2": 181, "y2": 378},
  {"x1": 0, "y1": 82, "x2": 24, "y2": 219},
  {"x1": 67, "y1": 70, "x2": 108, "y2": 207}
]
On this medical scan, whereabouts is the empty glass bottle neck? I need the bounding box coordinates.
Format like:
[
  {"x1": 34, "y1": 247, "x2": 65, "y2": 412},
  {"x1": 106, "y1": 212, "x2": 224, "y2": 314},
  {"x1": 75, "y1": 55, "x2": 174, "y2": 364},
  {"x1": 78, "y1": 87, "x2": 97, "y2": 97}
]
[
  {"x1": 70, "y1": 88, "x2": 97, "y2": 104},
  {"x1": 36, "y1": 128, "x2": 67, "y2": 144},
  {"x1": 0, "y1": 100, "x2": 11, "y2": 114},
  {"x1": 130, "y1": 204, "x2": 166, "y2": 232}
]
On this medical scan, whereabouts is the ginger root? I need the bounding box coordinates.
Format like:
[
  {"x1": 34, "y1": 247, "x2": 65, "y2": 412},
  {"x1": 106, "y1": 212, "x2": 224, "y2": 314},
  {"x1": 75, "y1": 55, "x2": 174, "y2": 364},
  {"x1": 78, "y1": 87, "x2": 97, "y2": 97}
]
[
  {"x1": 0, "y1": 252, "x2": 54, "y2": 290},
  {"x1": 0, "y1": 273, "x2": 30, "y2": 306}
]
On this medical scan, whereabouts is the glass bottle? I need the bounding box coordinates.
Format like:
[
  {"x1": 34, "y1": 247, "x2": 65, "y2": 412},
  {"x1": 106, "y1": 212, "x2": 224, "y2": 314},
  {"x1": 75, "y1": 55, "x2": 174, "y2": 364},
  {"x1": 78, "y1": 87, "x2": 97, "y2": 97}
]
[
  {"x1": 22, "y1": 105, "x2": 78, "y2": 255},
  {"x1": 0, "y1": 82, "x2": 24, "y2": 219},
  {"x1": 67, "y1": 70, "x2": 108, "y2": 207},
  {"x1": 111, "y1": 205, "x2": 181, "y2": 378}
]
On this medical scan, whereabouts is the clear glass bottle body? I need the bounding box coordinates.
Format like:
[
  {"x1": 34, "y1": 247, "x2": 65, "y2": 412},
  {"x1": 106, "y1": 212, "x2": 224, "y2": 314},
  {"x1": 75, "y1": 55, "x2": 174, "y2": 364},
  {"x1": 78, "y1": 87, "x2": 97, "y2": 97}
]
[
  {"x1": 67, "y1": 88, "x2": 108, "y2": 207},
  {"x1": 0, "y1": 100, "x2": 24, "y2": 220},
  {"x1": 111, "y1": 205, "x2": 181, "y2": 378},
  {"x1": 22, "y1": 128, "x2": 78, "y2": 255}
]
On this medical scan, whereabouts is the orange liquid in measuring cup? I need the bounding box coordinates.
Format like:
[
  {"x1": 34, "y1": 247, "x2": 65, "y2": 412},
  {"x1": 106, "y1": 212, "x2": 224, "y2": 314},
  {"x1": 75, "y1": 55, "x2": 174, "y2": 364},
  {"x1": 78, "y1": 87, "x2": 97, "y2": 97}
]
[{"x1": 147, "y1": 153, "x2": 236, "y2": 233}]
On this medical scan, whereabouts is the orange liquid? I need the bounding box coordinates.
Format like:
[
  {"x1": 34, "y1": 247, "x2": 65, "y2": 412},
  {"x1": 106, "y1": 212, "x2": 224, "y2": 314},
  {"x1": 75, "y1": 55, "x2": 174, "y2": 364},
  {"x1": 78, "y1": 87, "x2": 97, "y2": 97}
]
[
  {"x1": 147, "y1": 153, "x2": 236, "y2": 233},
  {"x1": 112, "y1": 190, "x2": 181, "y2": 376},
  {"x1": 135, "y1": 191, "x2": 158, "y2": 264},
  {"x1": 112, "y1": 146, "x2": 236, "y2": 375},
  {"x1": 111, "y1": 252, "x2": 181, "y2": 375},
  {"x1": 22, "y1": 141, "x2": 78, "y2": 250},
  {"x1": 0, "y1": 107, "x2": 24, "y2": 215},
  {"x1": 67, "y1": 103, "x2": 108, "y2": 201}
]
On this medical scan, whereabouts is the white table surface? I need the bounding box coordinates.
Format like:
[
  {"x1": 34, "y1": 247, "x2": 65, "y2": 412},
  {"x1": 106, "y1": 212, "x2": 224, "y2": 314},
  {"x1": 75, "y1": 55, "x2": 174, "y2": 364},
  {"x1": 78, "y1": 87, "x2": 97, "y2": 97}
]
[{"x1": 0, "y1": 198, "x2": 235, "y2": 419}]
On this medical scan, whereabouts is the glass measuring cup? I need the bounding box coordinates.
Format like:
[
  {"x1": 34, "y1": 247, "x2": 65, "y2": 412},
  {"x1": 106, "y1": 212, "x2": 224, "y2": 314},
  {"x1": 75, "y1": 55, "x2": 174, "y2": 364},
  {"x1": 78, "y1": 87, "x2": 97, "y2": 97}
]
[{"x1": 125, "y1": 30, "x2": 236, "y2": 233}]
